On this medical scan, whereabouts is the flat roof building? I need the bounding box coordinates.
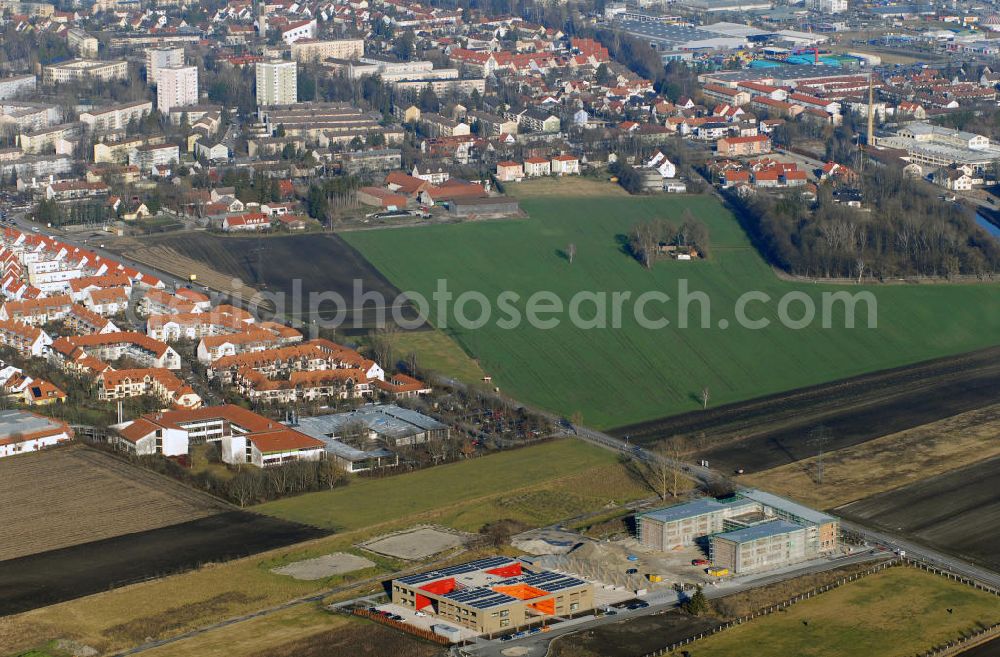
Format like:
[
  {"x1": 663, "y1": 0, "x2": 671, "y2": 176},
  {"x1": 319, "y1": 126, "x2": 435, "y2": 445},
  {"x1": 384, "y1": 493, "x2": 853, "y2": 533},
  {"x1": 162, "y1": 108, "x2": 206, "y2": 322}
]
[
  {"x1": 0, "y1": 409, "x2": 74, "y2": 458},
  {"x1": 877, "y1": 122, "x2": 1000, "y2": 172},
  {"x1": 256, "y1": 60, "x2": 297, "y2": 107},
  {"x1": 711, "y1": 519, "x2": 808, "y2": 574},
  {"x1": 391, "y1": 557, "x2": 593, "y2": 635},
  {"x1": 637, "y1": 489, "x2": 839, "y2": 573},
  {"x1": 42, "y1": 59, "x2": 128, "y2": 85}
]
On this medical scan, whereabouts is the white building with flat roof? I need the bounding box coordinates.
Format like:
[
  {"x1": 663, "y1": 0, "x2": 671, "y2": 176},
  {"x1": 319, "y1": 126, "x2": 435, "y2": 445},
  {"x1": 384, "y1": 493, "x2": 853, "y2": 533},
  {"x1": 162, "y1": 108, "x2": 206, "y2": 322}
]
[
  {"x1": 256, "y1": 60, "x2": 297, "y2": 106},
  {"x1": 0, "y1": 75, "x2": 37, "y2": 101},
  {"x1": 878, "y1": 122, "x2": 1000, "y2": 172},
  {"x1": 157, "y1": 66, "x2": 198, "y2": 113},
  {"x1": 146, "y1": 47, "x2": 185, "y2": 85}
]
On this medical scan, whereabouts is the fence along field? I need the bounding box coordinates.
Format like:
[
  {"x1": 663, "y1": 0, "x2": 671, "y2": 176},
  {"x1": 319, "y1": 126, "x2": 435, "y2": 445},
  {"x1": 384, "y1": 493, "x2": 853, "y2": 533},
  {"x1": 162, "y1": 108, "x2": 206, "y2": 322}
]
[
  {"x1": 0, "y1": 445, "x2": 228, "y2": 561},
  {"x1": 344, "y1": 190, "x2": 1000, "y2": 429}
]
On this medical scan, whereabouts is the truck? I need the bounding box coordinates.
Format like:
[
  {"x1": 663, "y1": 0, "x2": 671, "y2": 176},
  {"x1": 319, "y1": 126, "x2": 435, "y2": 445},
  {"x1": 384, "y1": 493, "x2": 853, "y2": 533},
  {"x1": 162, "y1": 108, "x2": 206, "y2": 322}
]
[{"x1": 706, "y1": 567, "x2": 729, "y2": 577}]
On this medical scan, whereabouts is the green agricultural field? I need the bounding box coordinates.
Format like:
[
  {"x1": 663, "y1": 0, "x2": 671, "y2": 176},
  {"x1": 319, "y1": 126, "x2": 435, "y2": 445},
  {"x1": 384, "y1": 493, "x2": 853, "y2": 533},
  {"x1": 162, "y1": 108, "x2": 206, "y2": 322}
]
[
  {"x1": 254, "y1": 439, "x2": 647, "y2": 532},
  {"x1": 687, "y1": 567, "x2": 1000, "y2": 657},
  {"x1": 344, "y1": 191, "x2": 1000, "y2": 429}
]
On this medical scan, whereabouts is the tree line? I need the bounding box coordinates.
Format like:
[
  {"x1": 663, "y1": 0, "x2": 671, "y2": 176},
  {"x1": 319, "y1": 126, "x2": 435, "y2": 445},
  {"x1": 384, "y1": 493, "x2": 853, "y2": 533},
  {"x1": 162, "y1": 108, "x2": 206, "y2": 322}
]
[{"x1": 730, "y1": 165, "x2": 1000, "y2": 279}]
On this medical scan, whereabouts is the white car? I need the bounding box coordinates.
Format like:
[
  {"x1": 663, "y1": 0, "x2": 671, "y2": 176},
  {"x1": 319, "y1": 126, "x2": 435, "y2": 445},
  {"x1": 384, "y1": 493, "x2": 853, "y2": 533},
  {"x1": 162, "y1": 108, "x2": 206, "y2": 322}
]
[{"x1": 415, "y1": 611, "x2": 427, "y2": 617}]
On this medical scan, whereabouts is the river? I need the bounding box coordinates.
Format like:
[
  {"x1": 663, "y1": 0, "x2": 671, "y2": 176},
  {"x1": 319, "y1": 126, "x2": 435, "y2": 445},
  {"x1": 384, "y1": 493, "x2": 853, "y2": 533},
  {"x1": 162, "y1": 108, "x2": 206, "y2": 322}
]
[{"x1": 975, "y1": 212, "x2": 1000, "y2": 241}]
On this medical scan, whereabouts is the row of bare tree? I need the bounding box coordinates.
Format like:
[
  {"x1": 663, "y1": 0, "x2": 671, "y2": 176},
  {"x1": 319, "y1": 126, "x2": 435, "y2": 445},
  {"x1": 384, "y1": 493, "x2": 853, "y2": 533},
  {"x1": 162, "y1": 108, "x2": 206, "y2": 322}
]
[{"x1": 732, "y1": 166, "x2": 1000, "y2": 279}]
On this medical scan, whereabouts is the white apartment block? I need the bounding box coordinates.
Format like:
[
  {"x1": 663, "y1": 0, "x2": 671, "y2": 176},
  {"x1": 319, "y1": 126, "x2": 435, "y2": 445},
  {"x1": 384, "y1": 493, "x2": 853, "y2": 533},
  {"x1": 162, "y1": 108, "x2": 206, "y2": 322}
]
[
  {"x1": 146, "y1": 47, "x2": 185, "y2": 85},
  {"x1": 157, "y1": 66, "x2": 199, "y2": 113},
  {"x1": 0, "y1": 103, "x2": 60, "y2": 133},
  {"x1": 256, "y1": 60, "x2": 297, "y2": 107},
  {"x1": 42, "y1": 59, "x2": 128, "y2": 85},
  {"x1": 128, "y1": 143, "x2": 180, "y2": 172},
  {"x1": 67, "y1": 28, "x2": 99, "y2": 58},
  {"x1": 290, "y1": 39, "x2": 364, "y2": 62},
  {"x1": 806, "y1": 0, "x2": 847, "y2": 12},
  {"x1": 80, "y1": 101, "x2": 152, "y2": 134},
  {"x1": 0, "y1": 75, "x2": 37, "y2": 101}
]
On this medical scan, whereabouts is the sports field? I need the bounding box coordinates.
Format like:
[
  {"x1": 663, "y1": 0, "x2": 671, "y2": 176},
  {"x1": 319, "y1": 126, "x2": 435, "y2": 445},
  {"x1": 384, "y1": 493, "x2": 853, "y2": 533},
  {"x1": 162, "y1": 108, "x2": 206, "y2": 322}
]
[
  {"x1": 685, "y1": 567, "x2": 1000, "y2": 657},
  {"x1": 345, "y1": 183, "x2": 1000, "y2": 428},
  {"x1": 254, "y1": 439, "x2": 647, "y2": 532}
]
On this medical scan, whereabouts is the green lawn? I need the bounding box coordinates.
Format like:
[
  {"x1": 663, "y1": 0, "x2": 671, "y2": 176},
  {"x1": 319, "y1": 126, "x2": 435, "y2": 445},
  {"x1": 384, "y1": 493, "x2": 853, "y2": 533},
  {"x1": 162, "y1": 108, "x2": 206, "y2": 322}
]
[
  {"x1": 393, "y1": 328, "x2": 487, "y2": 384},
  {"x1": 689, "y1": 567, "x2": 1000, "y2": 657},
  {"x1": 344, "y1": 193, "x2": 1000, "y2": 428},
  {"x1": 254, "y1": 439, "x2": 644, "y2": 532}
]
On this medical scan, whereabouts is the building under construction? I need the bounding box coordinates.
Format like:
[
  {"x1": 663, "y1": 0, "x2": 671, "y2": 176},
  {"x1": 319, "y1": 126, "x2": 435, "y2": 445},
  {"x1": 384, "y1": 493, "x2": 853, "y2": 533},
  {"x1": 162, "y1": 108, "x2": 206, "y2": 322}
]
[{"x1": 636, "y1": 489, "x2": 839, "y2": 575}]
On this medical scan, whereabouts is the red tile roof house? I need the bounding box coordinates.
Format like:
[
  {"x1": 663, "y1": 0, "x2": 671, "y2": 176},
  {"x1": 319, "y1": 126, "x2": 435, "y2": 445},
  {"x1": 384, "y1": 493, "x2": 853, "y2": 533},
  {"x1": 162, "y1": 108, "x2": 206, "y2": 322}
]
[
  {"x1": 0, "y1": 294, "x2": 74, "y2": 326},
  {"x1": 551, "y1": 154, "x2": 580, "y2": 175},
  {"x1": 0, "y1": 319, "x2": 53, "y2": 356},
  {"x1": 356, "y1": 187, "x2": 409, "y2": 209},
  {"x1": 222, "y1": 213, "x2": 271, "y2": 232},
  {"x1": 523, "y1": 157, "x2": 551, "y2": 177},
  {"x1": 98, "y1": 368, "x2": 202, "y2": 409},
  {"x1": 111, "y1": 404, "x2": 325, "y2": 466},
  {"x1": 65, "y1": 332, "x2": 182, "y2": 370},
  {"x1": 716, "y1": 135, "x2": 771, "y2": 157}
]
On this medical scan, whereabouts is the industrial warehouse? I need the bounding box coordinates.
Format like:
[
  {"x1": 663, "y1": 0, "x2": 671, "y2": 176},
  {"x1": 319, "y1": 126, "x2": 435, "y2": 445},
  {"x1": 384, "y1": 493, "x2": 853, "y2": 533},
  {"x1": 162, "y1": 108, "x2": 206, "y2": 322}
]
[
  {"x1": 636, "y1": 489, "x2": 839, "y2": 575},
  {"x1": 390, "y1": 557, "x2": 594, "y2": 634}
]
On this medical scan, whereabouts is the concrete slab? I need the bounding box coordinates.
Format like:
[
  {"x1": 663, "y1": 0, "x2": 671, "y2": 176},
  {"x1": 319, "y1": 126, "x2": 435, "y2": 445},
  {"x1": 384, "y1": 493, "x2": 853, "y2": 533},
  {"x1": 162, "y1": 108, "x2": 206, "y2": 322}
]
[
  {"x1": 271, "y1": 552, "x2": 375, "y2": 580},
  {"x1": 360, "y1": 525, "x2": 470, "y2": 560}
]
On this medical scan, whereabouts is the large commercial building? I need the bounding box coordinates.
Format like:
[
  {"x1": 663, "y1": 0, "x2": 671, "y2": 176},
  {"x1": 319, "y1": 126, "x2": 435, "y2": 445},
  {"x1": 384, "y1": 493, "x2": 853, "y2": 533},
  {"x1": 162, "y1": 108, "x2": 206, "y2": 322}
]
[
  {"x1": 711, "y1": 520, "x2": 809, "y2": 574},
  {"x1": 256, "y1": 60, "x2": 297, "y2": 106},
  {"x1": 876, "y1": 122, "x2": 1000, "y2": 173},
  {"x1": 290, "y1": 38, "x2": 364, "y2": 62},
  {"x1": 146, "y1": 47, "x2": 185, "y2": 85},
  {"x1": 0, "y1": 409, "x2": 73, "y2": 458},
  {"x1": 391, "y1": 557, "x2": 594, "y2": 634},
  {"x1": 42, "y1": 59, "x2": 128, "y2": 85},
  {"x1": 637, "y1": 489, "x2": 839, "y2": 574},
  {"x1": 256, "y1": 103, "x2": 403, "y2": 146},
  {"x1": 157, "y1": 66, "x2": 199, "y2": 113}
]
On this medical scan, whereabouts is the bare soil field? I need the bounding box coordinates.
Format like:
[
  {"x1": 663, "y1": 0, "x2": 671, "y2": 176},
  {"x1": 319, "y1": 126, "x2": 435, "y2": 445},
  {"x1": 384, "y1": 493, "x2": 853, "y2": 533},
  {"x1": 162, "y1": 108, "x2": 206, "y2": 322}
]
[
  {"x1": 837, "y1": 456, "x2": 1000, "y2": 573},
  {"x1": 613, "y1": 346, "x2": 1000, "y2": 474},
  {"x1": 0, "y1": 511, "x2": 327, "y2": 615},
  {"x1": 741, "y1": 403, "x2": 1000, "y2": 510},
  {"x1": 245, "y1": 618, "x2": 447, "y2": 657},
  {"x1": 0, "y1": 445, "x2": 228, "y2": 561},
  {"x1": 105, "y1": 232, "x2": 414, "y2": 328},
  {"x1": 549, "y1": 610, "x2": 721, "y2": 657},
  {"x1": 958, "y1": 635, "x2": 1000, "y2": 657}
]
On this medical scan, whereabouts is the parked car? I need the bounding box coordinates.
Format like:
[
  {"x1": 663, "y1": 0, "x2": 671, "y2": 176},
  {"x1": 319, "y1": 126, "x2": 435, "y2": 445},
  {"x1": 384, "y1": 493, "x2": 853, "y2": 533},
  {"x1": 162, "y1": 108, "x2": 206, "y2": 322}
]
[
  {"x1": 625, "y1": 568, "x2": 639, "y2": 575},
  {"x1": 692, "y1": 559, "x2": 710, "y2": 566}
]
